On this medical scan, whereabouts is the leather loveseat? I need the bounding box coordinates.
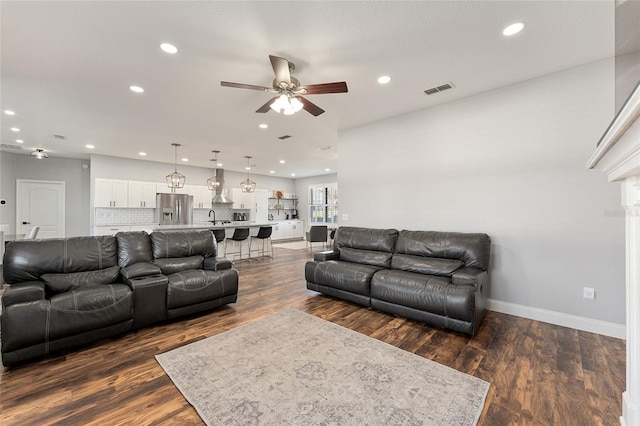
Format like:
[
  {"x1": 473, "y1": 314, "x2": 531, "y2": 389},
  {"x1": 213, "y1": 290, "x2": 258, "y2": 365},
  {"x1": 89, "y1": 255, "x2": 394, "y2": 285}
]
[
  {"x1": 305, "y1": 226, "x2": 491, "y2": 335},
  {"x1": 1, "y1": 229, "x2": 238, "y2": 366}
]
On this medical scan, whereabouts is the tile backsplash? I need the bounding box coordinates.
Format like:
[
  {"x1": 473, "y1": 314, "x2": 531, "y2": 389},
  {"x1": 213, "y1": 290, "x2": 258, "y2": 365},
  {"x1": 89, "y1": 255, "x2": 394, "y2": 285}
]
[{"x1": 95, "y1": 205, "x2": 235, "y2": 225}]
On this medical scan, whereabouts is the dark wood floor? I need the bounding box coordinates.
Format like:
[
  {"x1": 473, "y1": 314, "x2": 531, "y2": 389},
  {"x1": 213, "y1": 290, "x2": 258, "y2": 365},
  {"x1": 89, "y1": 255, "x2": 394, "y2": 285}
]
[{"x1": 0, "y1": 245, "x2": 625, "y2": 425}]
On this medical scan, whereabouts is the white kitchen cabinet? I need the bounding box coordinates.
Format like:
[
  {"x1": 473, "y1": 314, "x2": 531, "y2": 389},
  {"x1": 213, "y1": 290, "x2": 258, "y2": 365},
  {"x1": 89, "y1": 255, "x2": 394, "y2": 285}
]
[
  {"x1": 270, "y1": 220, "x2": 304, "y2": 241},
  {"x1": 128, "y1": 181, "x2": 157, "y2": 208},
  {"x1": 250, "y1": 189, "x2": 268, "y2": 223},
  {"x1": 93, "y1": 225, "x2": 130, "y2": 235},
  {"x1": 292, "y1": 220, "x2": 304, "y2": 238},
  {"x1": 190, "y1": 185, "x2": 213, "y2": 209},
  {"x1": 230, "y1": 188, "x2": 250, "y2": 209},
  {"x1": 271, "y1": 222, "x2": 285, "y2": 240},
  {"x1": 95, "y1": 178, "x2": 129, "y2": 207}
]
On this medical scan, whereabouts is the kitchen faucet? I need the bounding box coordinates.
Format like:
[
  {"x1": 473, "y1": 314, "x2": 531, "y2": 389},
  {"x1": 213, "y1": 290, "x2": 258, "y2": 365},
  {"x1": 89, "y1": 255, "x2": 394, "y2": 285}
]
[{"x1": 208, "y1": 209, "x2": 216, "y2": 224}]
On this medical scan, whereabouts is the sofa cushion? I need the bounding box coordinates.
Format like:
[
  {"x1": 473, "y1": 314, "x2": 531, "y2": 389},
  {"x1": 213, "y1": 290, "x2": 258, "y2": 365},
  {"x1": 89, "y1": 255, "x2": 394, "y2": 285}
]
[
  {"x1": 395, "y1": 230, "x2": 491, "y2": 270},
  {"x1": 116, "y1": 231, "x2": 153, "y2": 267},
  {"x1": 339, "y1": 247, "x2": 393, "y2": 268},
  {"x1": 154, "y1": 256, "x2": 204, "y2": 275},
  {"x1": 49, "y1": 284, "x2": 133, "y2": 339},
  {"x1": 305, "y1": 260, "x2": 383, "y2": 296},
  {"x1": 391, "y1": 254, "x2": 464, "y2": 277},
  {"x1": 2, "y1": 236, "x2": 118, "y2": 284},
  {"x1": 371, "y1": 270, "x2": 475, "y2": 322},
  {"x1": 334, "y1": 227, "x2": 398, "y2": 253},
  {"x1": 41, "y1": 265, "x2": 121, "y2": 295},
  {"x1": 166, "y1": 269, "x2": 238, "y2": 309},
  {"x1": 150, "y1": 230, "x2": 216, "y2": 259}
]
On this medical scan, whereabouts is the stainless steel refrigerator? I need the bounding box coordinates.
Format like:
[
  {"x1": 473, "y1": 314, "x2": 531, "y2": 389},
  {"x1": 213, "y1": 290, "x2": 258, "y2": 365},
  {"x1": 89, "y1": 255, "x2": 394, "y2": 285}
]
[{"x1": 157, "y1": 193, "x2": 193, "y2": 225}]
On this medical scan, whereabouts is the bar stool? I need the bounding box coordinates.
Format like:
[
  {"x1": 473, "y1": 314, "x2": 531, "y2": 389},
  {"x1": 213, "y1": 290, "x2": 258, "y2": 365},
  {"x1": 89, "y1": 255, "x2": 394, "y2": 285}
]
[
  {"x1": 249, "y1": 226, "x2": 274, "y2": 259},
  {"x1": 224, "y1": 227, "x2": 250, "y2": 261},
  {"x1": 212, "y1": 229, "x2": 226, "y2": 257}
]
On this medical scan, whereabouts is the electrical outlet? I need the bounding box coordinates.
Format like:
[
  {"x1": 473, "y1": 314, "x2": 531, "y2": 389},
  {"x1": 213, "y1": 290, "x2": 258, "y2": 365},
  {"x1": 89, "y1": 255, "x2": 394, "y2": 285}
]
[
  {"x1": 342, "y1": 213, "x2": 349, "y2": 221},
  {"x1": 583, "y1": 287, "x2": 595, "y2": 300}
]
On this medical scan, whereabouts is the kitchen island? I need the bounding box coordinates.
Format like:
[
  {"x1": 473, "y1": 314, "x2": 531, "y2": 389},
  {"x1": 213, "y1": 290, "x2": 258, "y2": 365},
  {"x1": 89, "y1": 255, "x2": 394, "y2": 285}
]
[{"x1": 153, "y1": 220, "x2": 305, "y2": 241}]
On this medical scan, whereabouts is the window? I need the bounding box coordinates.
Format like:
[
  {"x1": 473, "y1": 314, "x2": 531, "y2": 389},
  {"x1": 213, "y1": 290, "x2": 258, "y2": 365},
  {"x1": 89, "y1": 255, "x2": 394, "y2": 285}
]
[{"x1": 309, "y1": 183, "x2": 338, "y2": 224}]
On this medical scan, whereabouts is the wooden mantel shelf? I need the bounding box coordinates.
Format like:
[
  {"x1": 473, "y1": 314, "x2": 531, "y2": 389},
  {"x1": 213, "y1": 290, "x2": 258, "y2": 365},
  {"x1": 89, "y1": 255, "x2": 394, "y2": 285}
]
[{"x1": 587, "y1": 80, "x2": 640, "y2": 426}]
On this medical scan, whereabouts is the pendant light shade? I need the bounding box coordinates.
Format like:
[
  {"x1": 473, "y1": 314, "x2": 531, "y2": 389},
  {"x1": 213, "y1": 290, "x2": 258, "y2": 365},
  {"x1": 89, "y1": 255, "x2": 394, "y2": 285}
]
[
  {"x1": 240, "y1": 155, "x2": 256, "y2": 193},
  {"x1": 207, "y1": 150, "x2": 224, "y2": 190},
  {"x1": 166, "y1": 143, "x2": 186, "y2": 191}
]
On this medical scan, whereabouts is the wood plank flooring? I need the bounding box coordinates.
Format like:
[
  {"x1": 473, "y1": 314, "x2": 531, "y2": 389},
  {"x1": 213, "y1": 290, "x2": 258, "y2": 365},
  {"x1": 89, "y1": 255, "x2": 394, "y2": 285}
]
[{"x1": 0, "y1": 246, "x2": 625, "y2": 425}]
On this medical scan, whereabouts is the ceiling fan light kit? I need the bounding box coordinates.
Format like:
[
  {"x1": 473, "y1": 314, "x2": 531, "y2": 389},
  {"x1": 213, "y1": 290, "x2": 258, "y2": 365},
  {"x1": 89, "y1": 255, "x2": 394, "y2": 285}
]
[
  {"x1": 166, "y1": 143, "x2": 186, "y2": 191},
  {"x1": 221, "y1": 55, "x2": 348, "y2": 116}
]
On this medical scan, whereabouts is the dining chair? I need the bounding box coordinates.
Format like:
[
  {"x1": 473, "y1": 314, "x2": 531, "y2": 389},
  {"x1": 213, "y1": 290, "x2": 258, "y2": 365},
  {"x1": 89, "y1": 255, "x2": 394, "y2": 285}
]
[{"x1": 306, "y1": 225, "x2": 328, "y2": 250}]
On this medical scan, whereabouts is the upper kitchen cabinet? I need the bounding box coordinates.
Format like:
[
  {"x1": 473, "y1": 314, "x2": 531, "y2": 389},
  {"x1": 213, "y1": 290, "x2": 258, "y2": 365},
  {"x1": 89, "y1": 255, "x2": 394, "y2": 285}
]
[
  {"x1": 189, "y1": 185, "x2": 213, "y2": 209},
  {"x1": 95, "y1": 178, "x2": 128, "y2": 207},
  {"x1": 231, "y1": 188, "x2": 250, "y2": 209},
  {"x1": 128, "y1": 181, "x2": 157, "y2": 208}
]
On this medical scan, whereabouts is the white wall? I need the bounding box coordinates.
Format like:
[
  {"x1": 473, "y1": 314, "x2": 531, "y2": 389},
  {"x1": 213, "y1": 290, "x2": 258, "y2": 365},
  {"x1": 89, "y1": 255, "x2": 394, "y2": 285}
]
[
  {"x1": 338, "y1": 59, "x2": 625, "y2": 330},
  {"x1": 0, "y1": 152, "x2": 91, "y2": 236}
]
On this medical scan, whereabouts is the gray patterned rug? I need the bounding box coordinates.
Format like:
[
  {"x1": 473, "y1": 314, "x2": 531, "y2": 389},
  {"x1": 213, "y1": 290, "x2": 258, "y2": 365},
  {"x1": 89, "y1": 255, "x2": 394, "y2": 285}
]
[{"x1": 156, "y1": 309, "x2": 490, "y2": 426}]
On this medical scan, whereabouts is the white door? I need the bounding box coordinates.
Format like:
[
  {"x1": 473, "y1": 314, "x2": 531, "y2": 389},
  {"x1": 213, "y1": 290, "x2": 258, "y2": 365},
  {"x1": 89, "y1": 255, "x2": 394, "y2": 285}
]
[{"x1": 16, "y1": 179, "x2": 65, "y2": 239}]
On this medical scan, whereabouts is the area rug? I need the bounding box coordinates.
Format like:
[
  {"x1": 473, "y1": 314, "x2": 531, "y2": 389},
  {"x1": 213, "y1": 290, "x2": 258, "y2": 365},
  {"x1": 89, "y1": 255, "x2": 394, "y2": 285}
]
[{"x1": 156, "y1": 309, "x2": 490, "y2": 426}]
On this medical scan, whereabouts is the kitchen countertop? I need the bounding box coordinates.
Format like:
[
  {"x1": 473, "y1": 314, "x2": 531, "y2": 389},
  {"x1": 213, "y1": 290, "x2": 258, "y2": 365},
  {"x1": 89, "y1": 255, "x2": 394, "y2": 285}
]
[{"x1": 154, "y1": 222, "x2": 272, "y2": 231}]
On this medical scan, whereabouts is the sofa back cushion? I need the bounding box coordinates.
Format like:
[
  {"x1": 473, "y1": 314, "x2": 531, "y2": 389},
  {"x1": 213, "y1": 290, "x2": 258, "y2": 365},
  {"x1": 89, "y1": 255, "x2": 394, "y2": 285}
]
[
  {"x1": 334, "y1": 227, "x2": 398, "y2": 268},
  {"x1": 41, "y1": 265, "x2": 121, "y2": 294},
  {"x1": 391, "y1": 255, "x2": 464, "y2": 276},
  {"x1": 150, "y1": 230, "x2": 216, "y2": 259},
  {"x1": 154, "y1": 256, "x2": 204, "y2": 275},
  {"x1": 395, "y1": 230, "x2": 491, "y2": 270},
  {"x1": 116, "y1": 231, "x2": 153, "y2": 267},
  {"x1": 2, "y1": 236, "x2": 118, "y2": 284}
]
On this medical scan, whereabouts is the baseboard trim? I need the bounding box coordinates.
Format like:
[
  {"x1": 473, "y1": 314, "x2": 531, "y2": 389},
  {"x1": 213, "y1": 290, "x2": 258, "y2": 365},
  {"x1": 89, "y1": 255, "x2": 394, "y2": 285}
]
[{"x1": 486, "y1": 299, "x2": 626, "y2": 339}]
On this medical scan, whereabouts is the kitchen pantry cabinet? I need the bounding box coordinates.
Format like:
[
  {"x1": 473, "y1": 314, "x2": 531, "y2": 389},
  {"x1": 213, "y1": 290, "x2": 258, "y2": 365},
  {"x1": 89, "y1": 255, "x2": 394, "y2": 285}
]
[
  {"x1": 95, "y1": 178, "x2": 129, "y2": 207},
  {"x1": 127, "y1": 181, "x2": 157, "y2": 208}
]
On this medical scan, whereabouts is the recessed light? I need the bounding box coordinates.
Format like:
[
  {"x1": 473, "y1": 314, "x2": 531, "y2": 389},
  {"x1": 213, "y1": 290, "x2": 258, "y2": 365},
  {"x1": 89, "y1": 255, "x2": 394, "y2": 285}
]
[
  {"x1": 11, "y1": 127, "x2": 19, "y2": 132},
  {"x1": 503, "y1": 22, "x2": 524, "y2": 36},
  {"x1": 139, "y1": 152, "x2": 147, "y2": 156},
  {"x1": 279, "y1": 160, "x2": 285, "y2": 164},
  {"x1": 245, "y1": 166, "x2": 251, "y2": 170},
  {"x1": 377, "y1": 75, "x2": 391, "y2": 84},
  {"x1": 85, "y1": 144, "x2": 95, "y2": 149},
  {"x1": 181, "y1": 158, "x2": 188, "y2": 162},
  {"x1": 325, "y1": 168, "x2": 331, "y2": 172},
  {"x1": 269, "y1": 170, "x2": 275, "y2": 174},
  {"x1": 291, "y1": 173, "x2": 296, "y2": 177},
  {"x1": 216, "y1": 162, "x2": 223, "y2": 167},
  {"x1": 16, "y1": 139, "x2": 23, "y2": 143},
  {"x1": 259, "y1": 124, "x2": 268, "y2": 129},
  {"x1": 4, "y1": 110, "x2": 15, "y2": 116},
  {"x1": 160, "y1": 43, "x2": 178, "y2": 54},
  {"x1": 129, "y1": 85, "x2": 144, "y2": 93}
]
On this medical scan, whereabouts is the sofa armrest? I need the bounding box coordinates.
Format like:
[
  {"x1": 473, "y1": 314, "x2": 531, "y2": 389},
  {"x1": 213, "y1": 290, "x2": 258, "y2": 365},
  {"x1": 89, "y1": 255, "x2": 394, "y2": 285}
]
[
  {"x1": 452, "y1": 267, "x2": 485, "y2": 287},
  {"x1": 125, "y1": 274, "x2": 169, "y2": 328},
  {"x1": 314, "y1": 250, "x2": 340, "y2": 262},
  {"x1": 121, "y1": 262, "x2": 162, "y2": 280},
  {"x1": 203, "y1": 257, "x2": 233, "y2": 271},
  {"x1": 2, "y1": 281, "x2": 45, "y2": 306}
]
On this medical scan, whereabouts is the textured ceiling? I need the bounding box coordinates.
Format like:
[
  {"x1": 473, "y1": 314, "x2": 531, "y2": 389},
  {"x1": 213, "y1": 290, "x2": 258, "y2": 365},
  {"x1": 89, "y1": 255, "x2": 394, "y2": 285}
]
[{"x1": 0, "y1": 1, "x2": 615, "y2": 177}]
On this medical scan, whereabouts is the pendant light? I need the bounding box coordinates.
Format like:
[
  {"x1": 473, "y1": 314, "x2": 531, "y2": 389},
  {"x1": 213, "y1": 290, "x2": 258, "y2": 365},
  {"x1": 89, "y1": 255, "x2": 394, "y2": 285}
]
[
  {"x1": 166, "y1": 143, "x2": 186, "y2": 192},
  {"x1": 240, "y1": 155, "x2": 256, "y2": 193},
  {"x1": 207, "y1": 150, "x2": 224, "y2": 190}
]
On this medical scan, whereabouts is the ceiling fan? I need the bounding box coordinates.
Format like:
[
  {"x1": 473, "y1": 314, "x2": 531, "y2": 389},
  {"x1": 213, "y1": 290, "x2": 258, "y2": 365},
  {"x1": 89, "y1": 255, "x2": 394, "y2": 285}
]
[{"x1": 220, "y1": 55, "x2": 348, "y2": 116}]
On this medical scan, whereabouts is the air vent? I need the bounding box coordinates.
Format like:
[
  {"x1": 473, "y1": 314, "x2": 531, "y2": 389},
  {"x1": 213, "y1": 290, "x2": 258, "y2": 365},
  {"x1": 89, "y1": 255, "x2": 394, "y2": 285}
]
[
  {"x1": 53, "y1": 134, "x2": 66, "y2": 140},
  {"x1": 278, "y1": 135, "x2": 292, "y2": 140},
  {"x1": 424, "y1": 81, "x2": 454, "y2": 95},
  {"x1": 1, "y1": 143, "x2": 24, "y2": 151}
]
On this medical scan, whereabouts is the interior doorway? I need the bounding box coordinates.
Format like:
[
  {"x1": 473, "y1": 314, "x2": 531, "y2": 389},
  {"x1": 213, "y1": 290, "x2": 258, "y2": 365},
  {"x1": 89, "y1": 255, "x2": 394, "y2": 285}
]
[{"x1": 16, "y1": 179, "x2": 65, "y2": 239}]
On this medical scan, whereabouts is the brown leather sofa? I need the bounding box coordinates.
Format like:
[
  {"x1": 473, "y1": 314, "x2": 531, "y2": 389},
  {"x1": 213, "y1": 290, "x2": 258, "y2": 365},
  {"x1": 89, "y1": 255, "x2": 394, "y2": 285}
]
[
  {"x1": 1, "y1": 229, "x2": 238, "y2": 367},
  {"x1": 305, "y1": 226, "x2": 491, "y2": 335}
]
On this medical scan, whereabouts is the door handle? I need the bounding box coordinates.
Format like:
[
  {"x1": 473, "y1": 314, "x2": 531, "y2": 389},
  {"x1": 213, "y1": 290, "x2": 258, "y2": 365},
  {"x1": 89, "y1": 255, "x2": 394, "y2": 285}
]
[{"x1": 22, "y1": 221, "x2": 30, "y2": 225}]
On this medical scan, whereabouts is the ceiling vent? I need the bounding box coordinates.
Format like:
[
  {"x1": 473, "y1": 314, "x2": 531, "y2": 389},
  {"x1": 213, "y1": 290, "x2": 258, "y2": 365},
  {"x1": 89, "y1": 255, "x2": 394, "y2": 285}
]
[
  {"x1": 1, "y1": 143, "x2": 24, "y2": 151},
  {"x1": 278, "y1": 134, "x2": 292, "y2": 140},
  {"x1": 53, "y1": 134, "x2": 66, "y2": 140},
  {"x1": 424, "y1": 82, "x2": 454, "y2": 95}
]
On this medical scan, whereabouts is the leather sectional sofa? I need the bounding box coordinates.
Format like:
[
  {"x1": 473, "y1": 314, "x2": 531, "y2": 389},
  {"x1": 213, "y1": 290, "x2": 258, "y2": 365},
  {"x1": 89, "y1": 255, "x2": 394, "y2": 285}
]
[
  {"x1": 1, "y1": 230, "x2": 238, "y2": 366},
  {"x1": 305, "y1": 226, "x2": 491, "y2": 335}
]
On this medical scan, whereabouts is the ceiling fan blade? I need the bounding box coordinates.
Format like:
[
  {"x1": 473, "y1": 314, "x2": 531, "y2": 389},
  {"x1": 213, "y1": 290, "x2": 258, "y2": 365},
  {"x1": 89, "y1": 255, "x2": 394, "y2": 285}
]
[
  {"x1": 297, "y1": 82, "x2": 348, "y2": 95},
  {"x1": 269, "y1": 55, "x2": 291, "y2": 86},
  {"x1": 298, "y1": 96, "x2": 325, "y2": 116},
  {"x1": 256, "y1": 97, "x2": 278, "y2": 113},
  {"x1": 220, "y1": 81, "x2": 272, "y2": 91}
]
